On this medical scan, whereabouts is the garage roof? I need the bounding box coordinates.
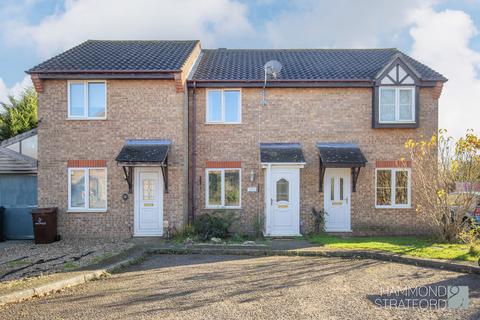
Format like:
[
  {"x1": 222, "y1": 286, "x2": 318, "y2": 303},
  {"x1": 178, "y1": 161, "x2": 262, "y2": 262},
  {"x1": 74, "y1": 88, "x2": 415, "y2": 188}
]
[{"x1": 0, "y1": 147, "x2": 37, "y2": 174}]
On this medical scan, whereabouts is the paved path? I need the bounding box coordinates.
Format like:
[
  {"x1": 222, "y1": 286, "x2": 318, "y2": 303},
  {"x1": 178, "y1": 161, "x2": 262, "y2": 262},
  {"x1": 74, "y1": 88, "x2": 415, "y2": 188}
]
[{"x1": 0, "y1": 254, "x2": 479, "y2": 319}]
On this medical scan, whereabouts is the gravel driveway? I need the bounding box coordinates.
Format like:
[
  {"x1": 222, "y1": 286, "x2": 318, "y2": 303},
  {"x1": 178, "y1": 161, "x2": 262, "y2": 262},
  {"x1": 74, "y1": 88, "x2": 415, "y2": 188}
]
[
  {"x1": 0, "y1": 254, "x2": 479, "y2": 319},
  {"x1": 0, "y1": 239, "x2": 133, "y2": 282}
]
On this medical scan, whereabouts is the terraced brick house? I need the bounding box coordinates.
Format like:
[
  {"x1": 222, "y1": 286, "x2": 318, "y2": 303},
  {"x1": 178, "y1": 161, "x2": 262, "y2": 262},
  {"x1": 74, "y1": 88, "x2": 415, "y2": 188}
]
[{"x1": 27, "y1": 40, "x2": 446, "y2": 238}]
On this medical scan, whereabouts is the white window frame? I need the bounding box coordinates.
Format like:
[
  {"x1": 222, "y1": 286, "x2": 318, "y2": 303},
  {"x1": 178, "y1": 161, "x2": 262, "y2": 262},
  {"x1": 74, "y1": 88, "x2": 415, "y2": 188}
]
[
  {"x1": 205, "y1": 168, "x2": 242, "y2": 209},
  {"x1": 206, "y1": 89, "x2": 242, "y2": 124},
  {"x1": 68, "y1": 167, "x2": 108, "y2": 212},
  {"x1": 67, "y1": 80, "x2": 107, "y2": 120},
  {"x1": 379, "y1": 86, "x2": 415, "y2": 123},
  {"x1": 375, "y1": 168, "x2": 411, "y2": 209}
]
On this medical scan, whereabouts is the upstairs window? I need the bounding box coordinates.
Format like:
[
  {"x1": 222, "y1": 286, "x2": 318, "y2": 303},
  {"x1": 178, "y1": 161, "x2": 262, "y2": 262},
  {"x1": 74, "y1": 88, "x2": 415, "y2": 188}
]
[
  {"x1": 206, "y1": 89, "x2": 241, "y2": 124},
  {"x1": 68, "y1": 81, "x2": 106, "y2": 119},
  {"x1": 379, "y1": 87, "x2": 415, "y2": 123}
]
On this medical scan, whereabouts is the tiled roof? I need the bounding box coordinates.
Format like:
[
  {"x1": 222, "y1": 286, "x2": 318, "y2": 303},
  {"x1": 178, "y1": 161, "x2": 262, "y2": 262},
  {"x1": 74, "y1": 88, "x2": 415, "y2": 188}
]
[
  {"x1": 316, "y1": 143, "x2": 367, "y2": 167},
  {"x1": 192, "y1": 49, "x2": 446, "y2": 82},
  {"x1": 28, "y1": 40, "x2": 199, "y2": 73},
  {"x1": 0, "y1": 148, "x2": 37, "y2": 174},
  {"x1": 260, "y1": 143, "x2": 306, "y2": 163},
  {"x1": 116, "y1": 140, "x2": 171, "y2": 164}
]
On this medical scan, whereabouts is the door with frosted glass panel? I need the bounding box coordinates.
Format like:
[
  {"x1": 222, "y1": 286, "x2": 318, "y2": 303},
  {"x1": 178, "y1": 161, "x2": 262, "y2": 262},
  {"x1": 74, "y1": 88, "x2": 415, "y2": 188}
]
[
  {"x1": 135, "y1": 168, "x2": 163, "y2": 236},
  {"x1": 269, "y1": 167, "x2": 300, "y2": 236},
  {"x1": 324, "y1": 168, "x2": 351, "y2": 231}
]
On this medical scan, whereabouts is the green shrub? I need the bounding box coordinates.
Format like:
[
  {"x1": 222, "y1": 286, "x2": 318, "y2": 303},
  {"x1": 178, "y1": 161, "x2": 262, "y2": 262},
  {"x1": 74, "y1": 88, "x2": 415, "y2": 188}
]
[
  {"x1": 171, "y1": 224, "x2": 196, "y2": 242},
  {"x1": 194, "y1": 211, "x2": 237, "y2": 240},
  {"x1": 311, "y1": 208, "x2": 328, "y2": 233},
  {"x1": 459, "y1": 225, "x2": 480, "y2": 257},
  {"x1": 469, "y1": 244, "x2": 480, "y2": 256},
  {"x1": 252, "y1": 214, "x2": 264, "y2": 239},
  {"x1": 0, "y1": 88, "x2": 38, "y2": 140}
]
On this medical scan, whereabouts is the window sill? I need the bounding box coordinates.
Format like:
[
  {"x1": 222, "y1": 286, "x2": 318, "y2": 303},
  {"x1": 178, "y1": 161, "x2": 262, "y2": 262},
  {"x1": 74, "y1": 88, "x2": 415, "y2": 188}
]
[
  {"x1": 205, "y1": 122, "x2": 242, "y2": 125},
  {"x1": 67, "y1": 209, "x2": 108, "y2": 213},
  {"x1": 378, "y1": 121, "x2": 415, "y2": 124},
  {"x1": 205, "y1": 206, "x2": 242, "y2": 210},
  {"x1": 66, "y1": 118, "x2": 107, "y2": 121},
  {"x1": 373, "y1": 122, "x2": 418, "y2": 129},
  {"x1": 375, "y1": 205, "x2": 412, "y2": 209}
]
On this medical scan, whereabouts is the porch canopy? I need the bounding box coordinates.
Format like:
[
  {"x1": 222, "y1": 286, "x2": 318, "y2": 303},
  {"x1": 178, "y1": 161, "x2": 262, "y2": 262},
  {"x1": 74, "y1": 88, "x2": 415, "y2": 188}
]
[
  {"x1": 115, "y1": 139, "x2": 171, "y2": 193},
  {"x1": 260, "y1": 143, "x2": 306, "y2": 164},
  {"x1": 316, "y1": 142, "x2": 367, "y2": 192}
]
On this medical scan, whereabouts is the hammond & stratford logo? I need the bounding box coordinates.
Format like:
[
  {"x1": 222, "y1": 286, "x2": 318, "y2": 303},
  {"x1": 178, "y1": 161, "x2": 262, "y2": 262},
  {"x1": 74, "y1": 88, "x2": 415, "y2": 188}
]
[{"x1": 372, "y1": 285, "x2": 469, "y2": 310}]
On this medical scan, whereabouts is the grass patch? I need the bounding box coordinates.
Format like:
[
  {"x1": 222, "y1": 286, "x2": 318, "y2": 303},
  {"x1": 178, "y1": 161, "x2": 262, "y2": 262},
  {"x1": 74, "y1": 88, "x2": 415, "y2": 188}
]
[
  {"x1": 109, "y1": 256, "x2": 146, "y2": 274},
  {"x1": 6, "y1": 259, "x2": 30, "y2": 268},
  {"x1": 308, "y1": 234, "x2": 480, "y2": 262},
  {"x1": 63, "y1": 261, "x2": 77, "y2": 270},
  {"x1": 89, "y1": 252, "x2": 115, "y2": 265}
]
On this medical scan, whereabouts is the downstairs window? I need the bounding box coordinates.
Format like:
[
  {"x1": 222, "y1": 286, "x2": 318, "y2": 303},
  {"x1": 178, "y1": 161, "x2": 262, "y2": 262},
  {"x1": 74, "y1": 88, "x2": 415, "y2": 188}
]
[
  {"x1": 375, "y1": 168, "x2": 411, "y2": 208},
  {"x1": 206, "y1": 168, "x2": 241, "y2": 208},
  {"x1": 68, "y1": 168, "x2": 107, "y2": 211}
]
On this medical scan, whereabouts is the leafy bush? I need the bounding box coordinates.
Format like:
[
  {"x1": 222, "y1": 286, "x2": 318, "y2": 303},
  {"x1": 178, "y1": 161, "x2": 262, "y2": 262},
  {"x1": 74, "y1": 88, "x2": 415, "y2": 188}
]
[
  {"x1": 228, "y1": 233, "x2": 250, "y2": 243},
  {"x1": 311, "y1": 208, "x2": 328, "y2": 233},
  {"x1": 0, "y1": 88, "x2": 38, "y2": 140},
  {"x1": 194, "y1": 211, "x2": 237, "y2": 240},
  {"x1": 171, "y1": 224, "x2": 196, "y2": 242},
  {"x1": 469, "y1": 244, "x2": 480, "y2": 256},
  {"x1": 252, "y1": 214, "x2": 264, "y2": 239},
  {"x1": 460, "y1": 224, "x2": 480, "y2": 256},
  {"x1": 405, "y1": 130, "x2": 480, "y2": 242}
]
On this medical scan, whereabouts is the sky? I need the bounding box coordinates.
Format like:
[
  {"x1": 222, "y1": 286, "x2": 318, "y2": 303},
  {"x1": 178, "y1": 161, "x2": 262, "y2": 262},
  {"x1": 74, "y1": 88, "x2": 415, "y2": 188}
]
[{"x1": 0, "y1": 0, "x2": 479, "y2": 139}]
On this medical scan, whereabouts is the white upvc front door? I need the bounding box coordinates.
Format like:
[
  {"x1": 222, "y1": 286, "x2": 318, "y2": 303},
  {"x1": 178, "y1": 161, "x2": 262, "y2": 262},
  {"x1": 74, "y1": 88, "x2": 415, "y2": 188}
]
[
  {"x1": 265, "y1": 166, "x2": 301, "y2": 236},
  {"x1": 324, "y1": 168, "x2": 351, "y2": 232},
  {"x1": 134, "y1": 167, "x2": 163, "y2": 236}
]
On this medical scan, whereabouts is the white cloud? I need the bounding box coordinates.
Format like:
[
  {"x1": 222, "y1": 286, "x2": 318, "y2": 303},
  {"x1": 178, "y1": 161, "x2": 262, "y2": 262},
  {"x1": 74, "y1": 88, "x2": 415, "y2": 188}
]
[
  {"x1": 409, "y1": 7, "x2": 480, "y2": 139},
  {"x1": 253, "y1": 0, "x2": 480, "y2": 139},
  {"x1": 3, "y1": 0, "x2": 252, "y2": 57},
  {"x1": 1, "y1": 0, "x2": 478, "y2": 140},
  {"x1": 0, "y1": 75, "x2": 32, "y2": 104},
  {"x1": 263, "y1": 0, "x2": 434, "y2": 48}
]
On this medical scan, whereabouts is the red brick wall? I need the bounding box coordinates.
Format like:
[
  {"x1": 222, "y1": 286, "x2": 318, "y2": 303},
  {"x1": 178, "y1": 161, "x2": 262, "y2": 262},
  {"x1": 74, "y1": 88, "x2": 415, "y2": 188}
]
[
  {"x1": 190, "y1": 86, "x2": 439, "y2": 235},
  {"x1": 376, "y1": 160, "x2": 412, "y2": 168},
  {"x1": 67, "y1": 160, "x2": 107, "y2": 167},
  {"x1": 37, "y1": 79, "x2": 188, "y2": 238},
  {"x1": 206, "y1": 161, "x2": 241, "y2": 168}
]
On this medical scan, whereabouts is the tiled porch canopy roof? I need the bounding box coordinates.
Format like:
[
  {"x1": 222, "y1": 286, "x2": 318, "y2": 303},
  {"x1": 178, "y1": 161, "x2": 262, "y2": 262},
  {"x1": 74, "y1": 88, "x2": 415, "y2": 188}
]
[
  {"x1": 316, "y1": 143, "x2": 367, "y2": 168},
  {"x1": 316, "y1": 143, "x2": 367, "y2": 193},
  {"x1": 260, "y1": 143, "x2": 305, "y2": 164},
  {"x1": 115, "y1": 139, "x2": 171, "y2": 194},
  {"x1": 116, "y1": 139, "x2": 171, "y2": 165}
]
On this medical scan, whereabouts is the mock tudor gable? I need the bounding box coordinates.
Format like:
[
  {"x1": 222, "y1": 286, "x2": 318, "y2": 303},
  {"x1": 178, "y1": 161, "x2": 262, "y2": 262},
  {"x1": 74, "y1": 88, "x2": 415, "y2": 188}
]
[
  {"x1": 375, "y1": 54, "x2": 421, "y2": 86},
  {"x1": 372, "y1": 54, "x2": 428, "y2": 129}
]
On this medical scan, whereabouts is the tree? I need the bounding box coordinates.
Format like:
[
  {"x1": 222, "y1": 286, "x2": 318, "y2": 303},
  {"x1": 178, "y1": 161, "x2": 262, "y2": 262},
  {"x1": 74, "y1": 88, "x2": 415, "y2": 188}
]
[
  {"x1": 405, "y1": 130, "x2": 480, "y2": 242},
  {"x1": 0, "y1": 87, "x2": 38, "y2": 141}
]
